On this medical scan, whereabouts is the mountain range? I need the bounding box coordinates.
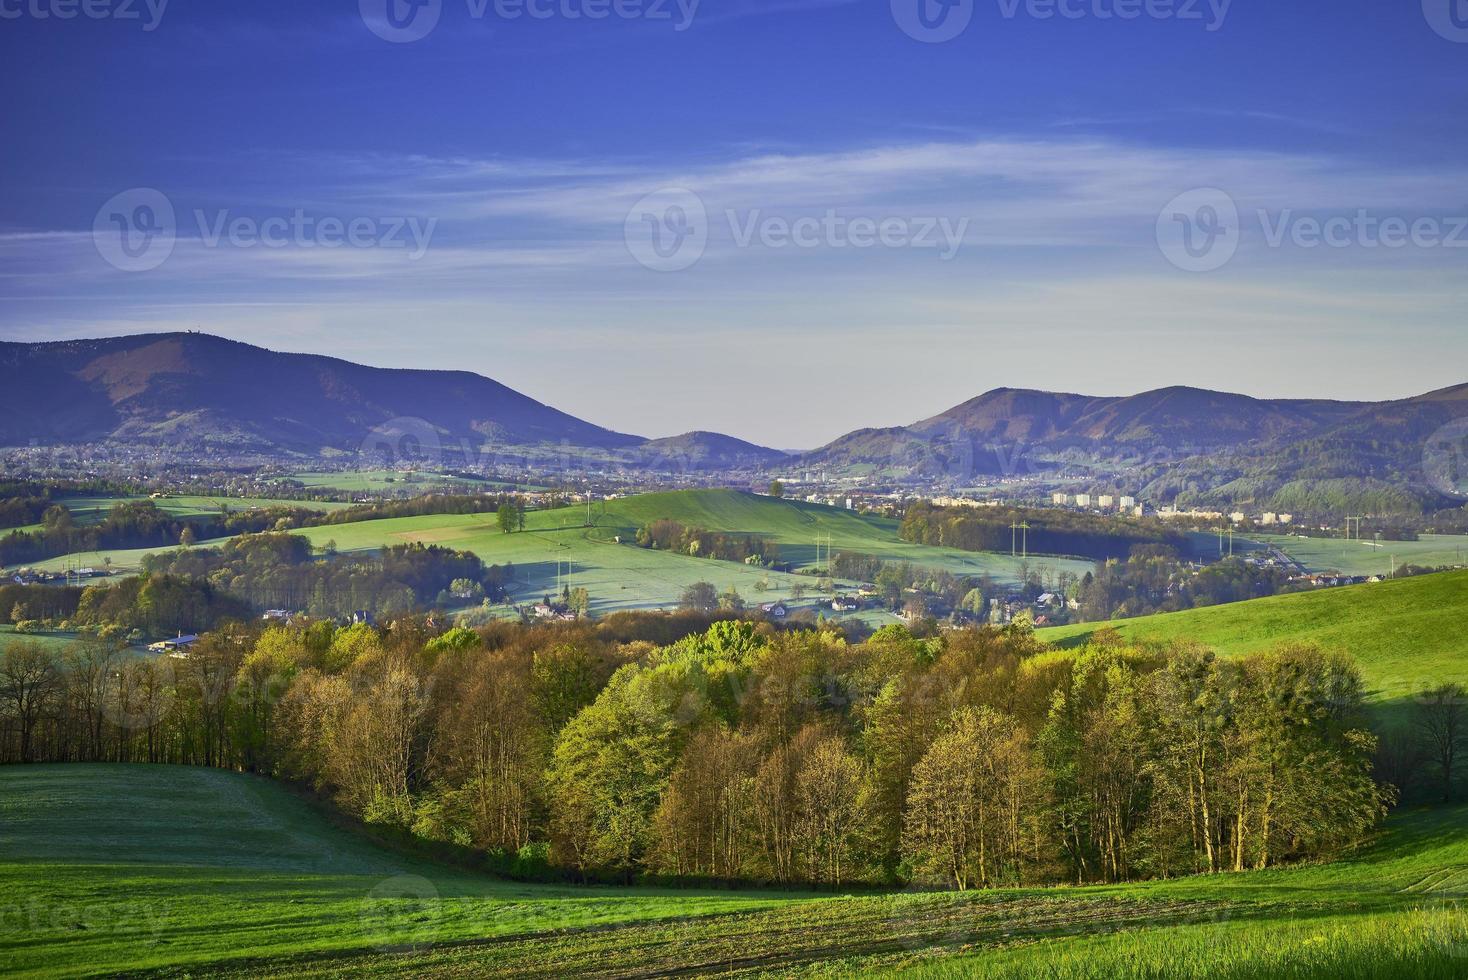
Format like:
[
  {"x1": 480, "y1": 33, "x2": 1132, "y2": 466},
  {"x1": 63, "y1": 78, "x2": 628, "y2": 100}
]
[{"x1": 3, "y1": 333, "x2": 1465, "y2": 510}]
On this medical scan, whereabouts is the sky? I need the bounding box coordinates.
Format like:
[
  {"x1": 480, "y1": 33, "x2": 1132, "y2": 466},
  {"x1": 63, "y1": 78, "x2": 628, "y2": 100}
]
[{"x1": 1, "y1": 0, "x2": 1466, "y2": 448}]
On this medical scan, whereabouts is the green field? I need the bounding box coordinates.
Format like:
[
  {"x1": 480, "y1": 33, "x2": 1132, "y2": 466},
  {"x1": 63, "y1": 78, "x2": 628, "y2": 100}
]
[
  {"x1": 1241, "y1": 532, "x2": 1468, "y2": 577},
  {"x1": 0, "y1": 625, "x2": 92, "y2": 655},
  {"x1": 2, "y1": 765, "x2": 1464, "y2": 978},
  {"x1": 5, "y1": 537, "x2": 234, "y2": 576},
  {"x1": 289, "y1": 491, "x2": 1094, "y2": 615},
  {"x1": 55, "y1": 495, "x2": 348, "y2": 524},
  {"x1": 1039, "y1": 569, "x2": 1468, "y2": 703},
  {"x1": 277, "y1": 471, "x2": 517, "y2": 494}
]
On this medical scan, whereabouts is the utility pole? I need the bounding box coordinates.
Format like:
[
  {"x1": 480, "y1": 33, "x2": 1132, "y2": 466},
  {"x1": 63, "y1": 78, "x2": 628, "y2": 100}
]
[{"x1": 1010, "y1": 521, "x2": 1030, "y2": 559}]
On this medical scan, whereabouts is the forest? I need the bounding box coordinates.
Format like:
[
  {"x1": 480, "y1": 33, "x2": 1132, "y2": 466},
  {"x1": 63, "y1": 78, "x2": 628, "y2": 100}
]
[{"x1": 0, "y1": 615, "x2": 1403, "y2": 891}]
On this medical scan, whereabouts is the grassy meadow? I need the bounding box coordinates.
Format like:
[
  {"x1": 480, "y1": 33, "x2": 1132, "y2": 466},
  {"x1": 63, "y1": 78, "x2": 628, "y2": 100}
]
[
  {"x1": 1, "y1": 765, "x2": 1464, "y2": 978},
  {"x1": 1240, "y1": 532, "x2": 1468, "y2": 577},
  {"x1": 1038, "y1": 569, "x2": 1468, "y2": 703}
]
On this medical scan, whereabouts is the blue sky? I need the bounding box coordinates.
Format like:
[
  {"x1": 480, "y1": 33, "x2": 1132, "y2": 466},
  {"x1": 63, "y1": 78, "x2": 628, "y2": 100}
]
[{"x1": 2, "y1": 0, "x2": 1466, "y2": 447}]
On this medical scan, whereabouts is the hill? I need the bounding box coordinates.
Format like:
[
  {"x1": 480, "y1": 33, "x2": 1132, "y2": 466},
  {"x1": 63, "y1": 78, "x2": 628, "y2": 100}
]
[
  {"x1": 798, "y1": 383, "x2": 1468, "y2": 510},
  {"x1": 3, "y1": 765, "x2": 1464, "y2": 977},
  {"x1": 284, "y1": 490, "x2": 1093, "y2": 612},
  {"x1": 1039, "y1": 569, "x2": 1468, "y2": 702},
  {"x1": 634, "y1": 431, "x2": 787, "y2": 470},
  {"x1": 0, "y1": 333, "x2": 643, "y2": 454}
]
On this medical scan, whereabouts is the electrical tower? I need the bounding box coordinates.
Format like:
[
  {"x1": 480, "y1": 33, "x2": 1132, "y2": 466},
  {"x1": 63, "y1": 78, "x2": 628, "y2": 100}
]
[{"x1": 1010, "y1": 521, "x2": 1030, "y2": 559}]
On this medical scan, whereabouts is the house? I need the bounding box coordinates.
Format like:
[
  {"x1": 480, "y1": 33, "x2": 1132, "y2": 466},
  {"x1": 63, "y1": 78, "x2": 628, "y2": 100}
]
[
  {"x1": 261, "y1": 609, "x2": 293, "y2": 622},
  {"x1": 351, "y1": 610, "x2": 375, "y2": 626},
  {"x1": 760, "y1": 602, "x2": 788, "y2": 618},
  {"x1": 1097, "y1": 495, "x2": 1115, "y2": 509},
  {"x1": 148, "y1": 634, "x2": 199, "y2": 657},
  {"x1": 1051, "y1": 492, "x2": 1069, "y2": 505},
  {"x1": 532, "y1": 603, "x2": 557, "y2": 619},
  {"x1": 1119, "y1": 496, "x2": 1137, "y2": 509},
  {"x1": 1074, "y1": 493, "x2": 1092, "y2": 508},
  {"x1": 831, "y1": 597, "x2": 859, "y2": 612}
]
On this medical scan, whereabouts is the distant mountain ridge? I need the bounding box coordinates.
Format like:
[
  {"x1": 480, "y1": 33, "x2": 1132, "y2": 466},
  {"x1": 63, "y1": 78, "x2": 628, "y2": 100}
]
[
  {"x1": 0, "y1": 333, "x2": 650, "y2": 453},
  {"x1": 797, "y1": 383, "x2": 1468, "y2": 511},
  {"x1": 2, "y1": 334, "x2": 790, "y2": 465},
  {"x1": 3, "y1": 333, "x2": 1465, "y2": 512}
]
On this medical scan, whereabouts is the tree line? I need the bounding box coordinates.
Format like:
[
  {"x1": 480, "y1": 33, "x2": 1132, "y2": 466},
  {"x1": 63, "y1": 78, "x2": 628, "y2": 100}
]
[
  {"x1": 0, "y1": 615, "x2": 1412, "y2": 892},
  {"x1": 637, "y1": 520, "x2": 778, "y2": 565},
  {"x1": 141, "y1": 534, "x2": 507, "y2": 619},
  {"x1": 0, "y1": 501, "x2": 320, "y2": 567},
  {"x1": 900, "y1": 503, "x2": 1187, "y2": 562}
]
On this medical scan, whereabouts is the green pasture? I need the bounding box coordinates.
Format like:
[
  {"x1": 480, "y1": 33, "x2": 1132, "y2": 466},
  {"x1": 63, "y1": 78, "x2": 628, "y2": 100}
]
[
  {"x1": 2, "y1": 765, "x2": 1463, "y2": 978},
  {"x1": 1240, "y1": 532, "x2": 1468, "y2": 577},
  {"x1": 1039, "y1": 569, "x2": 1468, "y2": 704}
]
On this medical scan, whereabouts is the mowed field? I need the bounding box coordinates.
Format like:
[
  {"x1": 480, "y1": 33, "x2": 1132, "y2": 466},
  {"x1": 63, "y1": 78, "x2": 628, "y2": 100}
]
[
  {"x1": 1241, "y1": 532, "x2": 1468, "y2": 577},
  {"x1": 2, "y1": 765, "x2": 1465, "y2": 978},
  {"x1": 1039, "y1": 569, "x2": 1468, "y2": 704}
]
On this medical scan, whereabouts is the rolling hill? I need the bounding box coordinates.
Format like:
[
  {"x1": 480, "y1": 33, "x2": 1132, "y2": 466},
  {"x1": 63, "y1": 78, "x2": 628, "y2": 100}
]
[
  {"x1": 3, "y1": 765, "x2": 1464, "y2": 977},
  {"x1": 635, "y1": 431, "x2": 789, "y2": 470},
  {"x1": 1039, "y1": 568, "x2": 1468, "y2": 703},
  {"x1": 286, "y1": 489, "x2": 1093, "y2": 613}
]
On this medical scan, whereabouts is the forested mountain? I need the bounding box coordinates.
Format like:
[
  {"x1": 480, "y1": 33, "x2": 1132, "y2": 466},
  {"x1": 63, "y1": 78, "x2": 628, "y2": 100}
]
[
  {"x1": 797, "y1": 384, "x2": 1468, "y2": 511},
  {"x1": 0, "y1": 333, "x2": 644, "y2": 454},
  {"x1": 4, "y1": 334, "x2": 1464, "y2": 513}
]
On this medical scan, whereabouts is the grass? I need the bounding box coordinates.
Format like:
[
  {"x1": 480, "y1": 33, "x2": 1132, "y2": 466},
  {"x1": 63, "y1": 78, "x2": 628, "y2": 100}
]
[
  {"x1": 277, "y1": 470, "x2": 522, "y2": 494},
  {"x1": 2, "y1": 491, "x2": 1094, "y2": 608},
  {"x1": 1, "y1": 765, "x2": 1464, "y2": 978},
  {"x1": 289, "y1": 490, "x2": 1094, "y2": 615},
  {"x1": 1239, "y1": 532, "x2": 1468, "y2": 577},
  {"x1": 0, "y1": 765, "x2": 806, "y2": 978},
  {"x1": 55, "y1": 495, "x2": 347, "y2": 525},
  {"x1": 0, "y1": 625, "x2": 92, "y2": 655},
  {"x1": 1037, "y1": 569, "x2": 1468, "y2": 703}
]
